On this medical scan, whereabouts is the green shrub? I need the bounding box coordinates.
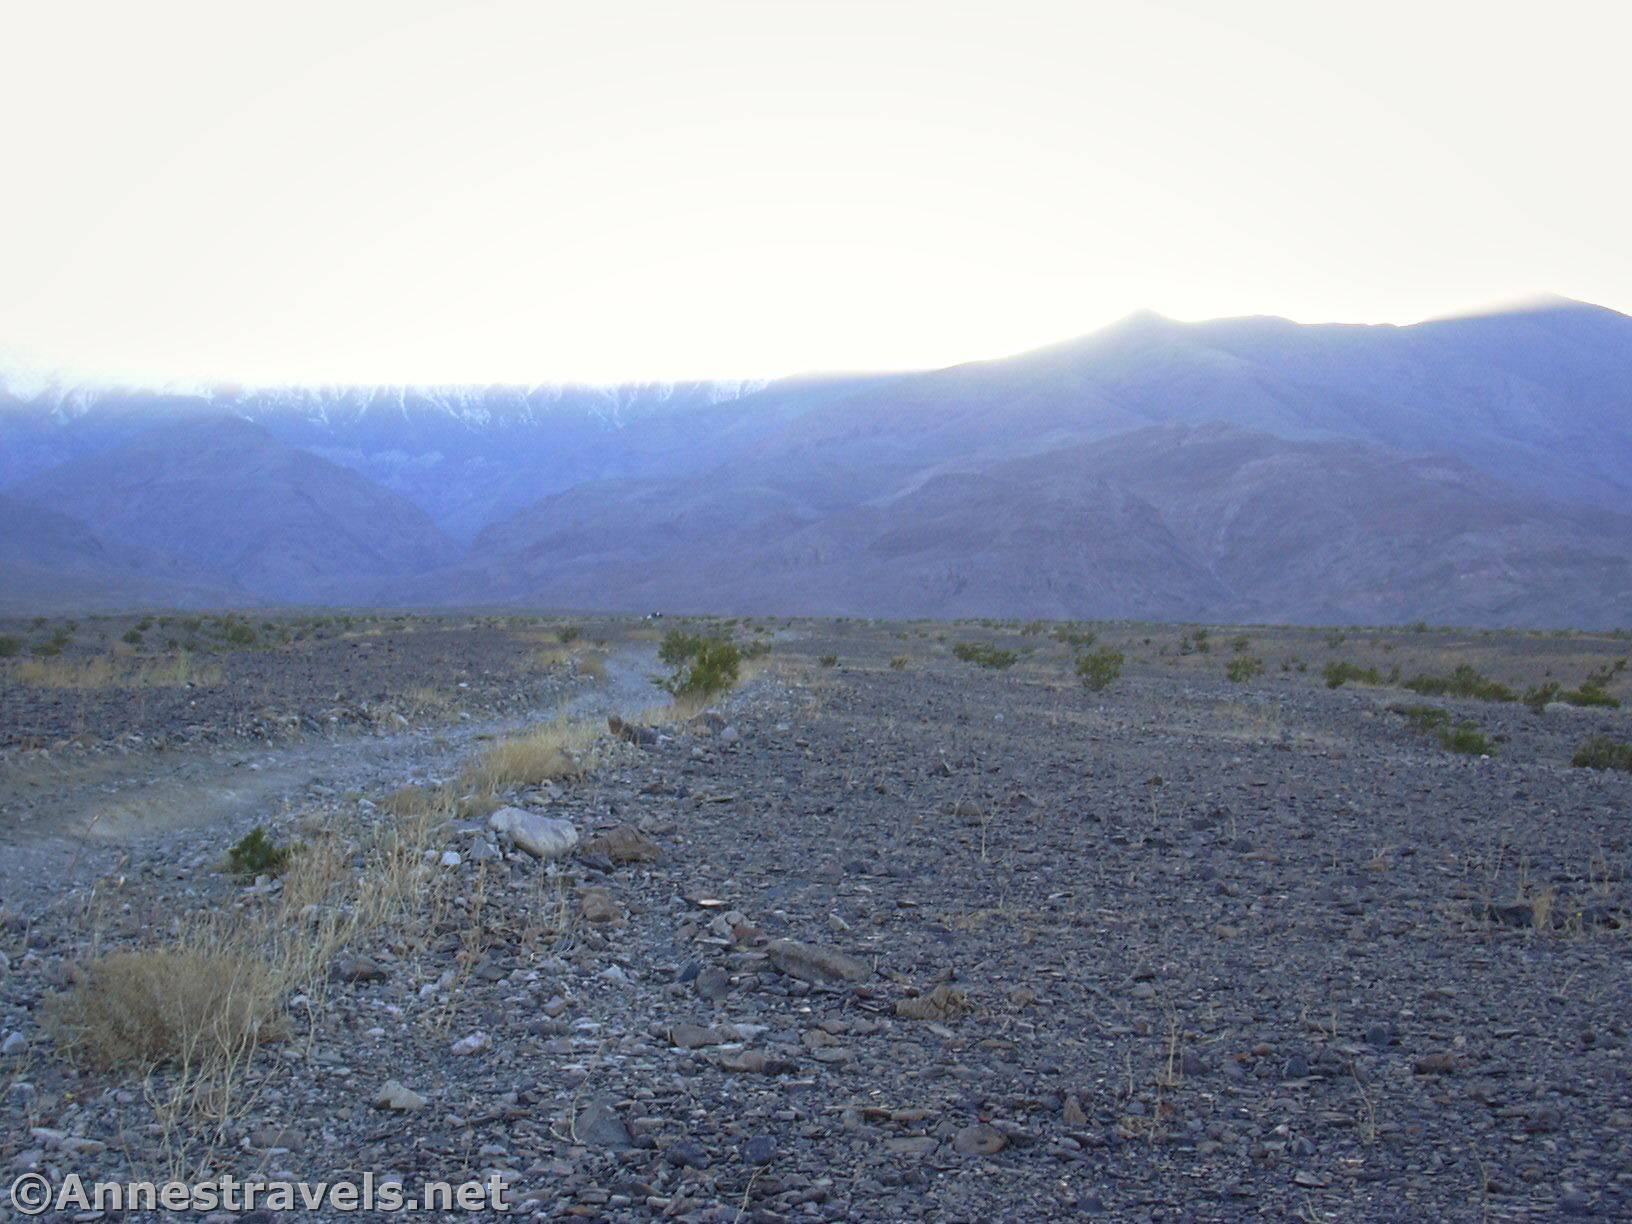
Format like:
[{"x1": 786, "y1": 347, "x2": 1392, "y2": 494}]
[
  {"x1": 1388, "y1": 703, "x2": 1450, "y2": 732},
  {"x1": 952, "y1": 642, "x2": 1017, "y2": 670},
  {"x1": 122, "y1": 628, "x2": 143, "y2": 645},
  {"x1": 1225, "y1": 655, "x2": 1264, "y2": 682},
  {"x1": 0, "y1": 635, "x2": 20, "y2": 658},
  {"x1": 557, "y1": 624, "x2": 582, "y2": 645},
  {"x1": 1522, "y1": 682, "x2": 1560, "y2": 713},
  {"x1": 658, "y1": 629, "x2": 706, "y2": 665},
  {"x1": 223, "y1": 622, "x2": 257, "y2": 646},
  {"x1": 1053, "y1": 627, "x2": 1097, "y2": 648},
  {"x1": 1571, "y1": 736, "x2": 1632, "y2": 771},
  {"x1": 1230, "y1": 635, "x2": 1250, "y2": 653},
  {"x1": 1402, "y1": 665, "x2": 1515, "y2": 702},
  {"x1": 889, "y1": 656, "x2": 908, "y2": 670},
  {"x1": 819, "y1": 654, "x2": 838, "y2": 668},
  {"x1": 226, "y1": 827, "x2": 293, "y2": 880},
  {"x1": 1439, "y1": 722, "x2": 1493, "y2": 756},
  {"x1": 1077, "y1": 648, "x2": 1124, "y2": 692},
  {"x1": 1323, "y1": 661, "x2": 1384, "y2": 688},
  {"x1": 661, "y1": 637, "x2": 742, "y2": 698},
  {"x1": 1560, "y1": 683, "x2": 1620, "y2": 709}
]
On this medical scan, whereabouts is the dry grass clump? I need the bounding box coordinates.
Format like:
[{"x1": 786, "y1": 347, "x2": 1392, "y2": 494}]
[
  {"x1": 578, "y1": 650, "x2": 610, "y2": 683},
  {"x1": 15, "y1": 653, "x2": 223, "y2": 690},
  {"x1": 46, "y1": 939, "x2": 285, "y2": 1072},
  {"x1": 463, "y1": 716, "x2": 601, "y2": 793}
]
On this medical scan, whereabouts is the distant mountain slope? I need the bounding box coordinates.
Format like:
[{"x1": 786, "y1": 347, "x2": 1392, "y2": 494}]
[
  {"x1": 754, "y1": 297, "x2": 1632, "y2": 510},
  {"x1": 12, "y1": 417, "x2": 455, "y2": 601},
  {"x1": 422, "y1": 424, "x2": 1632, "y2": 626},
  {"x1": 0, "y1": 375, "x2": 881, "y2": 540},
  {"x1": 0, "y1": 494, "x2": 228, "y2": 611},
  {"x1": 5, "y1": 297, "x2": 1631, "y2": 623}
]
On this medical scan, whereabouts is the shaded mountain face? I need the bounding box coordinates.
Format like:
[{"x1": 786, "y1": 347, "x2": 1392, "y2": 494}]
[
  {"x1": 4, "y1": 298, "x2": 1631, "y2": 624},
  {"x1": 419, "y1": 423, "x2": 1632, "y2": 626},
  {"x1": 0, "y1": 376, "x2": 879, "y2": 541},
  {"x1": 12, "y1": 417, "x2": 455, "y2": 601},
  {"x1": 0, "y1": 494, "x2": 229, "y2": 612}
]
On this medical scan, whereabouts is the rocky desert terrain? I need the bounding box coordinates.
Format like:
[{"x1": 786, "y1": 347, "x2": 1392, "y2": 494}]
[{"x1": 1, "y1": 614, "x2": 1628, "y2": 1221}]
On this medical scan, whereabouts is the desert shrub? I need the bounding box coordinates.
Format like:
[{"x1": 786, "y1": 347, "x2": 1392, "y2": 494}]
[
  {"x1": 819, "y1": 654, "x2": 838, "y2": 668},
  {"x1": 226, "y1": 827, "x2": 293, "y2": 880},
  {"x1": 0, "y1": 635, "x2": 20, "y2": 658},
  {"x1": 659, "y1": 629, "x2": 708, "y2": 666},
  {"x1": 662, "y1": 637, "x2": 742, "y2": 698},
  {"x1": 557, "y1": 624, "x2": 582, "y2": 644},
  {"x1": 890, "y1": 656, "x2": 908, "y2": 670},
  {"x1": 953, "y1": 642, "x2": 1017, "y2": 670},
  {"x1": 1389, "y1": 703, "x2": 1451, "y2": 733},
  {"x1": 1054, "y1": 627, "x2": 1097, "y2": 648},
  {"x1": 1402, "y1": 665, "x2": 1515, "y2": 702},
  {"x1": 45, "y1": 942, "x2": 284, "y2": 1070},
  {"x1": 1571, "y1": 736, "x2": 1632, "y2": 772},
  {"x1": 223, "y1": 621, "x2": 257, "y2": 646},
  {"x1": 1077, "y1": 647, "x2": 1124, "y2": 692},
  {"x1": 1231, "y1": 635, "x2": 1250, "y2": 653},
  {"x1": 1225, "y1": 655, "x2": 1265, "y2": 682},
  {"x1": 1323, "y1": 661, "x2": 1384, "y2": 688},
  {"x1": 1523, "y1": 682, "x2": 1560, "y2": 713},
  {"x1": 1559, "y1": 661, "x2": 1624, "y2": 708},
  {"x1": 466, "y1": 716, "x2": 599, "y2": 790},
  {"x1": 122, "y1": 628, "x2": 143, "y2": 645},
  {"x1": 1439, "y1": 722, "x2": 1493, "y2": 755}
]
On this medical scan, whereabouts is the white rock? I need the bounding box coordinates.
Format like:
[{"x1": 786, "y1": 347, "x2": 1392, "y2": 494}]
[
  {"x1": 440, "y1": 850, "x2": 462, "y2": 868},
  {"x1": 373, "y1": 1079, "x2": 428, "y2": 1111},
  {"x1": 451, "y1": 1032, "x2": 490, "y2": 1057},
  {"x1": 1, "y1": 1032, "x2": 26, "y2": 1056},
  {"x1": 488, "y1": 807, "x2": 578, "y2": 860}
]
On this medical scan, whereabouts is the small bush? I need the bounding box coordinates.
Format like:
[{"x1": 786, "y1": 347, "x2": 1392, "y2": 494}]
[
  {"x1": 226, "y1": 827, "x2": 293, "y2": 880},
  {"x1": 819, "y1": 654, "x2": 838, "y2": 668},
  {"x1": 0, "y1": 635, "x2": 20, "y2": 658},
  {"x1": 1323, "y1": 661, "x2": 1384, "y2": 688},
  {"x1": 1439, "y1": 722, "x2": 1493, "y2": 755},
  {"x1": 1523, "y1": 682, "x2": 1560, "y2": 713},
  {"x1": 953, "y1": 642, "x2": 1017, "y2": 670},
  {"x1": 889, "y1": 656, "x2": 908, "y2": 670},
  {"x1": 122, "y1": 628, "x2": 143, "y2": 645},
  {"x1": 1571, "y1": 737, "x2": 1632, "y2": 772},
  {"x1": 663, "y1": 637, "x2": 742, "y2": 698},
  {"x1": 223, "y1": 622, "x2": 257, "y2": 646},
  {"x1": 659, "y1": 629, "x2": 707, "y2": 666},
  {"x1": 46, "y1": 943, "x2": 284, "y2": 1070},
  {"x1": 557, "y1": 624, "x2": 582, "y2": 645},
  {"x1": 1225, "y1": 656, "x2": 1265, "y2": 683},
  {"x1": 1077, "y1": 647, "x2": 1124, "y2": 692},
  {"x1": 1053, "y1": 627, "x2": 1097, "y2": 648},
  {"x1": 1389, "y1": 703, "x2": 1450, "y2": 733},
  {"x1": 466, "y1": 716, "x2": 599, "y2": 790},
  {"x1": 1402, "y1": 665, "x2": 1515, "y2": 703},
  {"x1": 1560, "y1": 684, "x2": 1620, "y2": 709}
]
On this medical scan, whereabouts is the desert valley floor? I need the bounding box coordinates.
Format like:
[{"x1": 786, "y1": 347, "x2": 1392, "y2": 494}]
[{"x1": 0, "y1": 613, "x2": 1628, "y2": 1221}]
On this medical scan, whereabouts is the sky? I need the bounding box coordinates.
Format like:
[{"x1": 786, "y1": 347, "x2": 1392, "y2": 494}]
[{"x1": 3, "y1": 0, "x2": 1629, "y2": 387}]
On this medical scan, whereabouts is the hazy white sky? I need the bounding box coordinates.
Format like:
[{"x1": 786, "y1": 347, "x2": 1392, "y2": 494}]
[{"x1": 3, "y1": 0, "x2": 1629, "y2": 386}]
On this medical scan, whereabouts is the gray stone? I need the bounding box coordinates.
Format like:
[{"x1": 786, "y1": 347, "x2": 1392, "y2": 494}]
[{"x1": 489, "y1": 807, "x2": 578, "y2": 860}]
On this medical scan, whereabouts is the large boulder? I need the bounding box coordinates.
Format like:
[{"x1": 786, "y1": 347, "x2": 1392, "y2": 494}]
[{"x1": 488, "y1": 807, "x2": 578, "y2": 860}]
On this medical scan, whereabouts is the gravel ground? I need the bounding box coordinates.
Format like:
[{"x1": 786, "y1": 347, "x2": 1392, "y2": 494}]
[{"x1": 1, "y1": 618, "x2": 1628, "y2": 1221}]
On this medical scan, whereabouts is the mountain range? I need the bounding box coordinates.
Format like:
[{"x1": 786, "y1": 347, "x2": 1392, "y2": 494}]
[{"x1": 3, "y1": 296, "x2": 1630, "y2": 626}]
